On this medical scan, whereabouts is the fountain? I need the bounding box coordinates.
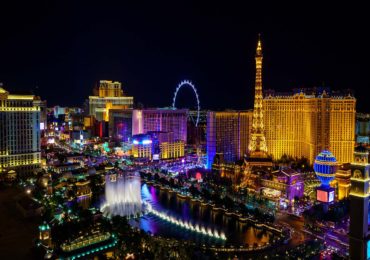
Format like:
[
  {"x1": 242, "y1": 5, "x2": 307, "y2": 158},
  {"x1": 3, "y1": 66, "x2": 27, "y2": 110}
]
[
  {"x1": 101, "y1": 173, "x2": 142, "y2": 218},
  {"x1": 144, "y1": 201, "x2": 227, "y2": 240},
  {"x1": 100, "y1": 177, "x2": 274, "y2": 246}
]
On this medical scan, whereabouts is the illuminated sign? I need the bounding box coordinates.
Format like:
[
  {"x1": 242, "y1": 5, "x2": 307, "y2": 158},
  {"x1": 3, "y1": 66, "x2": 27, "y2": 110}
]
[
  {"x1": 317, "y1": 190, "x2": 328, "y2": 202},
  {"x1": 153, "y1": 154, "x2": 159, "y2": 160},
  {"x1": 317, "y1": 188, "x2": 335, "y2": 203},
  {"x1": 40, "y1": 122, "x2": 45, "y2": 130},
  {"x1": 329, "y1": 190, "x2": 335, "y2": 202},
  {"x1": 142, "y1": 139, "x2": 152, "y2": 145},
  {"x1": 133, "y1": 139, "x2": 152, "y2": 145}
]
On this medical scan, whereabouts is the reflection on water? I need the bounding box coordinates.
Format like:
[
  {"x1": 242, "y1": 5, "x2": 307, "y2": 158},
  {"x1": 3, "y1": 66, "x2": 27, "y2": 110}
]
[{"x1": 77, "y1": 195, "x2": 91, "y2": 209}]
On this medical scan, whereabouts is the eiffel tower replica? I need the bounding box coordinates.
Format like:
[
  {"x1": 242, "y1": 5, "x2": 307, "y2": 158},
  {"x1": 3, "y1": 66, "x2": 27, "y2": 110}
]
[{"x1": 243, "y1": 35, "x2": 273, "y2": 187}]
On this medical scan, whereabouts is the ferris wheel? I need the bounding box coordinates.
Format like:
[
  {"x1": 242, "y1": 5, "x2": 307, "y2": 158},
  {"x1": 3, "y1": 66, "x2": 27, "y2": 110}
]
[{"x1": 172, "y1": 80, "x2": 200, "y2": 127}]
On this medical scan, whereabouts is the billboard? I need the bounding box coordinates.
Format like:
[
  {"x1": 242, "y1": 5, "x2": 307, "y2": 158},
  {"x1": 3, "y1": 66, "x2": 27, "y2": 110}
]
[
  {"x1": 317, "y1": 189, "x2": 328, "y2": 202},
  {"x1": 317, "y1": 188, "x2": 335, "y2": 203}
]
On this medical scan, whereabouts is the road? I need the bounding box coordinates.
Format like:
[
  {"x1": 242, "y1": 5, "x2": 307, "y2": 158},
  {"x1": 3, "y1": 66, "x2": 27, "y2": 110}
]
[{"x1": 274, "y1": 212, "x2": 309, "y2": 247}]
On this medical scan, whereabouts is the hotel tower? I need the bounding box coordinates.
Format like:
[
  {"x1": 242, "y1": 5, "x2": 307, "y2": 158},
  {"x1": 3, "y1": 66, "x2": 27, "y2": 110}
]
[
  {"x1": 263, "y1": 88, "x2": 356, "y2": 164},
  {"x1": 0, "y1": 85, "x2": 41, "y2": 175},
  {"x1": 89, "y1": 80, "x2": 133, "y2": 122}
]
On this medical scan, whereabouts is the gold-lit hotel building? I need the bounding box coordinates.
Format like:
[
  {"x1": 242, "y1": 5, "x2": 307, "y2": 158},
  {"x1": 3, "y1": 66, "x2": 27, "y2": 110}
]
[
  {"x1": 263, "y1": 89, "x2": 356, "y2": 164},
  {"x1": 0, "y1": 85, "x2": 41, "y2": 175},
  {"x1": 89, "y1": 80, "x2": 133, "y2": 121}
]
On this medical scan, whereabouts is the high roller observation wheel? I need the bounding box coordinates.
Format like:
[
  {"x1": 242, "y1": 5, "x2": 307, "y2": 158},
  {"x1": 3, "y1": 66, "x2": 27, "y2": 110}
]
[{"x1": 172, "y1": 80, "x2": 200, "y2": 127}]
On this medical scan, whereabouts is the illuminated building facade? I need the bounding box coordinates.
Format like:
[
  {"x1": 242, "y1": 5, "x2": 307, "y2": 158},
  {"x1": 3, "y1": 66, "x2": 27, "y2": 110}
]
[
  {"x1": 333, "y1": 163, "x2": 351, "y2": 200},
  {"x1": 69, "y1": 112, "x2": 84, "y2": 131},
  {"x1": 70, "y1": 130, "x2": 89, "y2": 145},
  {"x1": 150, "y1": 131, "x2": 185, "y2": 160},
  {"x1": 356, "y1": 113, "x2": 370, "y2": 145},
  {"x1": 108, "y1": 109, "x2": 132, "y2": 142},
  {"x1": 75, "y1": 180, "x2": 92, "y2": 198},
  {"x1": 349, "y1": 145, "x2": 370, "y2": 260},
  {"x1": 98, "y1": 80, "x2": 122, "y2": 97},
  {"x1": 159, "y1": 141, "x2": 184, "y2": 159},
  {"x1": 53, "y1": 105, "x2": 67, "y2": 117},
  {"x1": 89, "y1": 80, "x2": 133, "y2": 121},
  {"x1": 132, "y1": 134, "x2": 152, "y2": 159},
  {"x1": 84, "y1": 115, "x2": 96, "y2": 130},
  {"x1": 39, "y1": 222, "x2": 51, "y2": 247},
  {"x1": 47, "y1": 106, "x2": 84, "y2": 132},
  {"x1": 0, "y1": 85, "x2": 41, "y2": 175},
  {"x1": 36, "y1": 100, "x2": 47, "y2": 132},
  {"x1": 263, "y1": 89, "x2": 356, "y2": 164},
  {"x1": 187, "y1": 110, "x2": 207, "y2": 145},
  {"x1": 132, "y1": 132, "x2": 185, "y2": 160},
  {"x1": 49, "y1": 163, "x2": 81, "y2": 174},
  {"x1": 59, "y1": 232, "x2": 117, "y2": 259},
  {"x1": 260, "y1": 168, "x2": 304, "y2": 204},
  {"x1": 206, "y1": 110, "x2": 252, "y2": 169},
  {"x1": 132, "y1": 108, "x2": 187, "y2": 143}
]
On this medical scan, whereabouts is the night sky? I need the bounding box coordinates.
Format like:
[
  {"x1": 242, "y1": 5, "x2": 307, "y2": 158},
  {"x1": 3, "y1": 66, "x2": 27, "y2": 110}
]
[{"x1": 0, "y1": 2, "x2": 369, "y2": 111}]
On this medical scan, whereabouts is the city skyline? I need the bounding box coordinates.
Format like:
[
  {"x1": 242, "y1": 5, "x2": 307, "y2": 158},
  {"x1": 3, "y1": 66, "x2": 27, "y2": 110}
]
[
  {"x1": 1, "y1": 3, "x2": 369, "y2": 258},
  {"x1": 0, "y1": 2, "x2": 369, "y2": 111}
]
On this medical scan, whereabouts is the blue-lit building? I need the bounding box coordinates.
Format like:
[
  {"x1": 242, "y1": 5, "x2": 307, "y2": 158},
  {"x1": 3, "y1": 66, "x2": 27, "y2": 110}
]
[{"x1": 206, "y1": 110, "x2": 253, "y2": 169}]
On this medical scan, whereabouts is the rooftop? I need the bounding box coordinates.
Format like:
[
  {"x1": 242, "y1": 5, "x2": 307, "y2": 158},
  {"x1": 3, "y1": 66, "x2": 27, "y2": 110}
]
[
  {"x1": 264, "y1": 87, "x2": 355, "y2": 99},
  {"x1": 0, "y1": 87, "x2": 7, "y2": 93}
]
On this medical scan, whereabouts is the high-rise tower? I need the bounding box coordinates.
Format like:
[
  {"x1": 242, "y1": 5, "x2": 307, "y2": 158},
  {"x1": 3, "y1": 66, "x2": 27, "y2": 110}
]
[
  {"x1": 248, "y1": 34, "x2": 268, "y2": 157},
  {"x1": 263, "y1": 89, "x2": 355, "y2": 164},
  {"x1": 0, "y1": 85, "x2": 41, "y2": 176},
  {"x1": 88, "y1": 80, "x2": 134, "y2": 122}
]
